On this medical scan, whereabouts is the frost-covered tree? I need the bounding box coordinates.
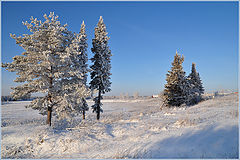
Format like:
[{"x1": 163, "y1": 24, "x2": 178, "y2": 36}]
[
  {"x1": 60, "y1": 20, "x2": 90, "y2": 120},
  {"x1": 120, "y1": 93, "x2": 125, "y2": 99},
  {"x1": 187, "y1": 63, "x2": 204, "y2": 105},
  {"x1": 133, "y1": 92, "x2": 139, "y2": 99},
  {"x1": 78, "y1": 21, "x2": 88, "y2": 85},
  {"x1": 2, "y1": 13, "x2": 89, "y2": 126},
  {"x1": 78, "y1": 21, "x2": 89, "y2": 120},
  {"x1": 163, "y1": 51, "x2": 189, "y2": 107},
  {"x1": 125, "y1": 93, "x2": 129, "y2": 99},
  {"x1": 90, "y1": 16, "x2": 112, "y2": 120}
]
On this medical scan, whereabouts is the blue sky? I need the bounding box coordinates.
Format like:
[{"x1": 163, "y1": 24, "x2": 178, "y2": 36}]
[{"x1": 1, "y1": 1, "x2": 238, "y2": 96}]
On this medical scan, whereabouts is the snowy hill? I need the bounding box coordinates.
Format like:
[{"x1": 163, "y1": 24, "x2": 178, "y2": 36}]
[{"x1": 1, "y1": 94, "x2": 238, "y2": 159}]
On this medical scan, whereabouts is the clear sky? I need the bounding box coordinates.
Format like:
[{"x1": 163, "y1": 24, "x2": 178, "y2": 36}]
[{"x1": 1, "y1": 1, "x2": 238, "y2": 96}]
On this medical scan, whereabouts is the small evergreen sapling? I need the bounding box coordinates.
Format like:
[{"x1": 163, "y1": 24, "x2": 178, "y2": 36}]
[{"x1": 90, "y1": 16, "x2": 112, "y2": 120}]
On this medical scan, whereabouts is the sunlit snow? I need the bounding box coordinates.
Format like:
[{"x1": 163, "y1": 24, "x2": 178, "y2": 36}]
[{"x1": 1, "y1": 93, "x2": 238, "y2": 158}]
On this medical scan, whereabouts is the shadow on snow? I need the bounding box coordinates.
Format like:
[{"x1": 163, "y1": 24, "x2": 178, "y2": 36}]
[{"x1": 143, "y1": 125, "x2": 239, "y2": 159}]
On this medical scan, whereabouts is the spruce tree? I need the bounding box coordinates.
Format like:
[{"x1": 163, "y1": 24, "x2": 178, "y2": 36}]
[
  {"x1": 163, "y1": 51, "x2": 189, "y2": 107},
  {"x1": 187, "y1": 63, "x2": 204, "y2": 105},
  {"x1": 70, "y1": 21, "x2": 89, "y2": 120},
  {"x1": 2, "y1": 13, "x2": 89, "y2": 126},
  {"x1": 78, "y1": 21, "x2": 89, "y2": 85},
  {"x1": 79, "y1": 21, "x2": 89, "y2": 120},
  {"x1": 90, "y1": 16, "x2": 112, "y2": 120},
  {"x1": 60, "y1": 20, "x2": 90, "y2": 120}
]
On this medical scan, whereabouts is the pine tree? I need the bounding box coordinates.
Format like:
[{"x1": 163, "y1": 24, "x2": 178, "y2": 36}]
[
  {"x1": 2, "y1": 13, "x2": 89, "y2": 126},
  {"x1": 90, "y1": 16, "x2": 112, "y2": 120},
  {"x1": 163, "y1": 51, "x2": 189, "y2": 107},
  {"x1": 187, "y1": 63, "x2": 204, "y2": 105}
]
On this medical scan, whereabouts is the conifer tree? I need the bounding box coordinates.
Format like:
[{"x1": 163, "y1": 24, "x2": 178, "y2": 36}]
[
  {"x1": 2, "y1": 13, "x2": 89, "y2": 126},
  {"x1": 78, "y1": 21, "x2": 88, "y2": 85},
  {"x1": 67, "y1": 21, "x2": 89, "y2": 120},
  {"x1": 187, "y1": 63, "x2": 204, "y2": 105},
  {"x1": 79, "y1": 21, "x2": 89, "y2": 120},
  {"x1": 90, "y1": 16, "x2": 112, "y2": 120},
  {"x1": 60, "y1": 20, "x2": 90, "y2": 120},
  {"x1": 163, "y1": 51, "x2": 189, "y2": 107},
  {"x1": 133, "y1": 92, "x2": 139, "y2": 99}
]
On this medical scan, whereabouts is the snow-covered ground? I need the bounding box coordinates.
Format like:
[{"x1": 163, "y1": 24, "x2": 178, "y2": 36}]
[{"x1": 1, "y1": 94, "x2": 239, "y2": 159}]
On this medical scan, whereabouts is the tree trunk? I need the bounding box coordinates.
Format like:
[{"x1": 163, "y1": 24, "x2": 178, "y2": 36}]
[
  {"x1": 47, "y1": 106, "x2": 52, "y2": 126},
  {"x1": 97, "y1": 90, "x2": 101, "y2": 120},
  {"x1": 97, "y1": 111, "x2": 100, "y2": 120},
  {"x1": 46, "y1": 93, "x2": 53, "y2": 126},
  {"x1": 83, "y1": 110, "x2": 85, "y2": 120},
  {"x1": 47, "y1": 69, "x2": 53, "y2": 126}
]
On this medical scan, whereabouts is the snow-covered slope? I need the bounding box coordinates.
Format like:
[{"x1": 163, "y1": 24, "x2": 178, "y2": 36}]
[{"x1": 1, "y1": 94, "x2": 238, "y2": 159}]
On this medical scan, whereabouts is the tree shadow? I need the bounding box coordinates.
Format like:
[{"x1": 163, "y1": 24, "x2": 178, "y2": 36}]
[
  {"x1": 105, "y1": 124, "x2": 115, "y2": 138},
  {"x1": 144, "y1": 125, "x2": 239, "y2": 159}
]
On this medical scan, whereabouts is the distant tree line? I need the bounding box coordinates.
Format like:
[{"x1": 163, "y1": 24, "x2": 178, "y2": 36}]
[
  {"x1": 1, "y1": 96, "x2": 15, "y2": 102},
  {"x1": 1, "y1": 94, "x2": 32, "y2": 102}
]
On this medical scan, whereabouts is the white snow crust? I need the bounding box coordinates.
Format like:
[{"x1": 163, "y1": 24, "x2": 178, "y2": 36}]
[{"x1": 1, "y1": 94, "x2": 238, "y2": 159}]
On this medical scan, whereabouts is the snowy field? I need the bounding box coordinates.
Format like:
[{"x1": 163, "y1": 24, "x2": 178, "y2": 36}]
[{"x1": 1, "y1": 94, "x2": 239, "y2": 159}]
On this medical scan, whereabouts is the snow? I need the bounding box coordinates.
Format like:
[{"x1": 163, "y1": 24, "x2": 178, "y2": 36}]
[{"x1": 1, "y1": 94, "x2": 238, "y2": 159}]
